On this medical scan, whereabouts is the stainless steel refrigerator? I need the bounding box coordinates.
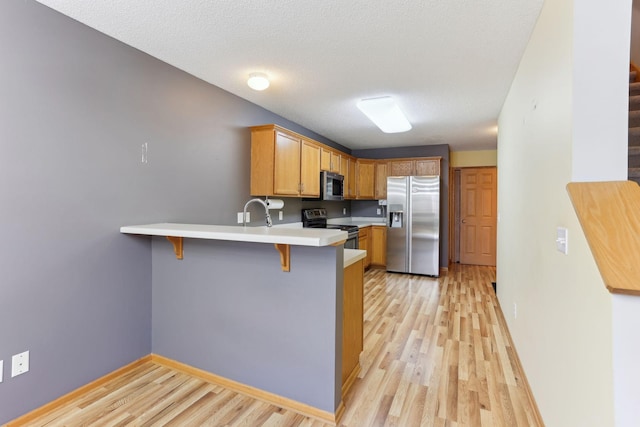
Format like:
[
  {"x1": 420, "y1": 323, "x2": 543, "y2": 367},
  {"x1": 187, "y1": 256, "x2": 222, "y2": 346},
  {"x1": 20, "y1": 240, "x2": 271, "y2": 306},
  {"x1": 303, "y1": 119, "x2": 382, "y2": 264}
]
[{"x1": 386, "y1": 176, "x2": 440, "y2": 276}]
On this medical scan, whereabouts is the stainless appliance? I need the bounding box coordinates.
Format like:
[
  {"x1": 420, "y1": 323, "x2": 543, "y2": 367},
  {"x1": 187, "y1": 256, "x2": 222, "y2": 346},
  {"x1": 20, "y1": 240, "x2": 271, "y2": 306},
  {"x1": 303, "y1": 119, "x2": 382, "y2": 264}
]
[
  {"x1": 321, "y1": 171, "x2": 344, "y2": 201},
  {"x1": 386, "y1": 176, "x2": 440, "y2": 276},
  {"x1": 301, "y1": 208, "x2": 359, "y2": 249}
]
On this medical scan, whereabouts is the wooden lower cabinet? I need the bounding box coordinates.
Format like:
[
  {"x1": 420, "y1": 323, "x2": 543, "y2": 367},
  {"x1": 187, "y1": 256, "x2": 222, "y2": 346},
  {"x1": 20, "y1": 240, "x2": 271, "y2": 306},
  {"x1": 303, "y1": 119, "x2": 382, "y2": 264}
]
[
  {"x1": 342, "y1": 258, "x2": 364, "y2": 397},
  {"x1": 358, "y1": 227, "x2": 371, "y2": 268},
  {"x1": 371, "y1": 226, "x2": 387, "y2": 267}
]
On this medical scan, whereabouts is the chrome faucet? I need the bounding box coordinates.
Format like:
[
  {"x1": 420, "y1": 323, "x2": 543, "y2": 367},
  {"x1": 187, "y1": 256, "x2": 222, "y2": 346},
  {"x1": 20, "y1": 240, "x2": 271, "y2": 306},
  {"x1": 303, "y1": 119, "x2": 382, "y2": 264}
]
[{"x1": 243, "y1": 198, "x2": 272, "y2": 227}]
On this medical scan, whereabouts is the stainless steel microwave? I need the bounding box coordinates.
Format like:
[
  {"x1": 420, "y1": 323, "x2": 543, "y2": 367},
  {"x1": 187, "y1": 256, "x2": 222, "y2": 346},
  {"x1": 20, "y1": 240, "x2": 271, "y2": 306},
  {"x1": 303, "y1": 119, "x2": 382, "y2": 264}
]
[{"x1": 321, "y1": 171, "x2": 344, "y2": 201}]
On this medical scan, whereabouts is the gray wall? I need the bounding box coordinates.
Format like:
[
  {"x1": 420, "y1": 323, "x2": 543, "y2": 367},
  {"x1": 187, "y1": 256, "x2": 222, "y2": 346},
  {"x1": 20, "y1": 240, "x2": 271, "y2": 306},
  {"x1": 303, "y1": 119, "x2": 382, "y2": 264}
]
[
  {"x1": 152, "y1": 238, "x2": 343, "y2": 412},
  {"x1": 353, "y1": 145, "x2": 450, "y2": 269},
  {"x1": 0, "y1": 1, "x2": 346, "y2": 422}
]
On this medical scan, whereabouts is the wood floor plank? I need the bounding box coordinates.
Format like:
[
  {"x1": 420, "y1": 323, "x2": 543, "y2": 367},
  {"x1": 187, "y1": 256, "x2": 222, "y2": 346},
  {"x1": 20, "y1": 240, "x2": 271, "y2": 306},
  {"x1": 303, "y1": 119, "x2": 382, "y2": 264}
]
[{"x1": 13, "y1": 265, "x2": 542, "y2": 427}]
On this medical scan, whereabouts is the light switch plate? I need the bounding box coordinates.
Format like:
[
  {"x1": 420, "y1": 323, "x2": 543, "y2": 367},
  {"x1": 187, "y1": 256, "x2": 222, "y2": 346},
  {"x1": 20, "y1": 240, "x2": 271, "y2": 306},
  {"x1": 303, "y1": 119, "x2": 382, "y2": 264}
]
[
  {"x1": 556, "y1": 227, "x2": 568, "y2": 254},
  {"x1": 11, "y1": 351, "x2": 29, "y2": 377},
  {"x1": 0, "y1": 360, "x2": 3, "y2": 382}
]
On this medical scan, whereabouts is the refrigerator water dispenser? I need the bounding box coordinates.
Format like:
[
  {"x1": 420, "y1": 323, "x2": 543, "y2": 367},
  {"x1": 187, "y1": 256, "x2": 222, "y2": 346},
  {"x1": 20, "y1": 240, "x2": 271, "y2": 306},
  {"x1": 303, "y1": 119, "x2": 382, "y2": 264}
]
[{"x1": 389, "y1": 204, "x2": 404, "y2": 228}]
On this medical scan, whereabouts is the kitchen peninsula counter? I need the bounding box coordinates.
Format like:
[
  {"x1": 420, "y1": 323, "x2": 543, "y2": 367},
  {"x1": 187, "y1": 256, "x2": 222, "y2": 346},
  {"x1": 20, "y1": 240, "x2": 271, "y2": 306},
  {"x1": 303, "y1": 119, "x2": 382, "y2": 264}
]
[
  {"x1": 120, "y1": 222, "x2": 347, "y2": 246},
  {"x1": 119, "y1": 222, "x2": 348, "y2": 424}
]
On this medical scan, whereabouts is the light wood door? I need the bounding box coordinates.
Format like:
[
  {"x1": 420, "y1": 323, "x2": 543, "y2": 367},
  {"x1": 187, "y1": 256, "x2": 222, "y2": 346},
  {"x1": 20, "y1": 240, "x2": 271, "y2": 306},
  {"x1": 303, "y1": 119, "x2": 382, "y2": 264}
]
[
  {"x1": 300, "y1": 140, "x2": 320, "y2": 197},
  {"x1": 460, "y1": 167, "x2": 497, "y2": 266},
  {"x1": 273, "y1": 131, "x2": 301, "y2": 196},
  {"x1": 375, "y1": 162, "x2": 388, "y2": 199}
]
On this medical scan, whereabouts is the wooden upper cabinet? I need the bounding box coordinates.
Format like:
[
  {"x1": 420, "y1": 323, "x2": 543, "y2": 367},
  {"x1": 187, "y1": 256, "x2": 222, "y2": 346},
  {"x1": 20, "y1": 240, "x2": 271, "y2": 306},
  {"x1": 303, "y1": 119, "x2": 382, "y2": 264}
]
[
  {"x1": 321, "y1": 148, "x2": 331, "y2": 171},
  {"x1": 375, "y1": 161, "x2": 388, "y2": 200},
  {"x1": 356, "y1": 160, "x2": 376, "y2": 199},
  {"x1": 331, "y1": 152, "x2": 341, "y2": 173},
  {"x1": 389, "y1": 159, "x2": 414, "y2": 176},
  {"x1": 321, "y1": 148, "x2": 341, "y2": 173},
  {"x1": 273, "y1": 131, "x2": 302, "y2": 195},
  {"x1": 250, "y1": 124, "x2": 321, "y2": 197},
  {"x1": 300, "y1": 140, "x2": 321, "y2": 197},
  {"x1": 389, "y1": 158, "x2": 441, "y2": 176},
  {"x1": 340, "y1": 156, "x2": 349, "y2": 178},
  {"x1": 340, "y1": 155, "x2": 350, "y2": 198},
  {"x1": 348, "y1": 157, "x2": 357, "y2": 199},
  {"x1": 415, "y1": 159, "x2": 440, "y2": 176},
  {"x1": 251, "y1": 124, "x2": 441, "y2": 199}
]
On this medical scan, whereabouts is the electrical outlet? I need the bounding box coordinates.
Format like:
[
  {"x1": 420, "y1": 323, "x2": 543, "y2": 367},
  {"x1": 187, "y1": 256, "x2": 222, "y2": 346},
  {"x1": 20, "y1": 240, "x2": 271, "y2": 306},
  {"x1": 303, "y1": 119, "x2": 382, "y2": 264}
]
[
  {"x1": 513, "y1": 303, "x2": 517, "y2": 319},
  {"x1": 343, "y1": 208, "x2": 347, "y2": 215},
  {"x1": 278, "y1": 211, "x2": 283, "y2": 220},
  {"x1": 377, "y1": 208, "x2": 381, "y2": 215},
  {"x1": 11, "y1": 351, "x2": 29, "y2": 377},
  {"x1": 237, "y1": 212, "x2": 250, "y2": 223}
]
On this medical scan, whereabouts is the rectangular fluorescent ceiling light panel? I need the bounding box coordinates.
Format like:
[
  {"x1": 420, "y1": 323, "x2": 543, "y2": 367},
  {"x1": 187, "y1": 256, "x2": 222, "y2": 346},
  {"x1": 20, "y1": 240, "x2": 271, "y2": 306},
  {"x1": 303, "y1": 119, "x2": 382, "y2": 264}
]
[{"x1": 357, "y1": 96, "x2": 412, "y2": 133}]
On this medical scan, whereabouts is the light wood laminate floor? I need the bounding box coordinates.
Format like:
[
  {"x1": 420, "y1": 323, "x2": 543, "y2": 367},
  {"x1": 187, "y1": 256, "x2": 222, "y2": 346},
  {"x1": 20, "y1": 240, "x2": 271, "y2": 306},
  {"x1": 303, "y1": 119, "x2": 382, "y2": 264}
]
[{"x1": 15, "y1": 264, "x2": 541, "y2": 426}]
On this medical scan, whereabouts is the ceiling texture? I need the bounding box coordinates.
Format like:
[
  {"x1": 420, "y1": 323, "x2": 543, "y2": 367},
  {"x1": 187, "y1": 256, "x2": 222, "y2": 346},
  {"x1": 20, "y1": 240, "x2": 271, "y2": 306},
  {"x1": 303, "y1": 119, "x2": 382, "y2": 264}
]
[{"x1": 35, "y1": 0, "x2": 544, "y2": 151}]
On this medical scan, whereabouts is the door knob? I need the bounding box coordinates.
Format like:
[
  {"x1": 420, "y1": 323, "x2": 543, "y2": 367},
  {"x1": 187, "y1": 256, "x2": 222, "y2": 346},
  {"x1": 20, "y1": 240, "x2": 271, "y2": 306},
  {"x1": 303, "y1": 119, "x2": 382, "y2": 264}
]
[{"x1": 462, "y1": 219, "x2": 467, "y2": 223}]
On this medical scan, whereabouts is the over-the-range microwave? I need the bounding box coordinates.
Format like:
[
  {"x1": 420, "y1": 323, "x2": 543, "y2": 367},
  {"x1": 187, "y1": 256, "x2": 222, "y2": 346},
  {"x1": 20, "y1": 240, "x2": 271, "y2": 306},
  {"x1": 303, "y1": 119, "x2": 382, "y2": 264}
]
[{"x1": 321, "y1": 171, "x2": 344, "y2": 201}]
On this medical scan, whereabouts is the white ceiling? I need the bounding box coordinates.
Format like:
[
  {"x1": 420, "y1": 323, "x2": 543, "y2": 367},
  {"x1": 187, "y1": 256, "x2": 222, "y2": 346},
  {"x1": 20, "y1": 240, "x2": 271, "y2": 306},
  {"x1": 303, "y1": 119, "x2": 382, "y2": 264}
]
[{"x1": 35, "y1": 0, "x2": 543, "y2": 151}]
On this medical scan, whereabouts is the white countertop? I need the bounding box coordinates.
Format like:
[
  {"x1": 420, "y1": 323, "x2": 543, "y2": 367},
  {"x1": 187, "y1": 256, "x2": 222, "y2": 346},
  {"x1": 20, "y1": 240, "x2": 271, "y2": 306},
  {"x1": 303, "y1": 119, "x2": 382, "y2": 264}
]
[
  {"x1": 327, "y1": 217, "x2": 387, "y2": 228},
  {"x1": 120, "y1": 223, "x2": 347, "y2": 247},
  {"x1": 344, "y1": 249, "x2": 366, "y2": 268}
]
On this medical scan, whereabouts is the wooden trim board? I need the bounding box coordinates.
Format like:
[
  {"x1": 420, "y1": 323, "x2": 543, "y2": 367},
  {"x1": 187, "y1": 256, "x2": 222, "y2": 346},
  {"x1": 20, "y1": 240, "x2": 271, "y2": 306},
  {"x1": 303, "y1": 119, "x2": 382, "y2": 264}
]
[
  {"x1": 5, "y1": 355, "x2": 152, "y2": 426},
  {"x1": 493, "y1": 299, "x2": 546, "y2": 426},
  {"x1": 567, "y1": 181, "x2": 640, "y2": 295},
  {"x1": 7, "y1": 354, "x2": 344, "y2": 426}
]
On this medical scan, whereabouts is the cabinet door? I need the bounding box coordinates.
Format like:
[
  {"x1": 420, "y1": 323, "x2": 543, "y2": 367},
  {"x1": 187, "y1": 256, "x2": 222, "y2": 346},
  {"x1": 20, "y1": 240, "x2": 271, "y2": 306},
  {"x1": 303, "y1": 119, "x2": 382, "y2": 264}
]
[
  {"x1": 321, "y1": 148, "x2": 332, "y2": 171},
  {"x1": 331, "y1": 152, "x2": 341, "y2": 173},
  {"x1": 300, "y1": 140, "x2": 321, "y2": 197},
  {"x1": 375, "y1": 162, "x2": 388, "y2": 200},
  {"x1": 340, "y1": 156, "x2": 349, "y2": 178},
  {"x1": 371, "y1": 226, "x2": 387, "y2": 267},
  {"x1": 356, "y1": 160, "x2": 375, "y2": 199},
  {"x1": 274, "y1": 131, "x2": 301, "y2": 195},
  {"x1": 341, "y1": 156, "x2": 350, "y2": 197},
  {"x1": 415, "y1": 159, "x2": 440, "y2": 176},
  {"x1": 348, "y1": 157, "x2": 357, "y2": 199},
  {"x1": 359, "y1": 227, "x2": 371, "y2": 268},
  {"x1": 389, "y1": 160, "x2": 414, "y2": 176},
  {"x1": 342, "y1": 259, "x2": 363, "y2": 389}
]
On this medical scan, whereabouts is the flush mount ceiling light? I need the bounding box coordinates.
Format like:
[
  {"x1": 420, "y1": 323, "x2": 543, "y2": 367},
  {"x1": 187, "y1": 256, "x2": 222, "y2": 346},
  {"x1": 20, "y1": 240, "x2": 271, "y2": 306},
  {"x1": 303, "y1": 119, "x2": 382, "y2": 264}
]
[
  {"x1": 357, "y1": 96, "x2": 412, "y2": 133},
  {"x1": 247, "y1": 72, "x2": 270, "y2": 91}
]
